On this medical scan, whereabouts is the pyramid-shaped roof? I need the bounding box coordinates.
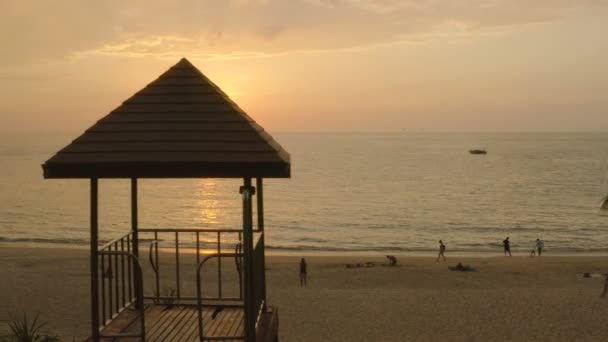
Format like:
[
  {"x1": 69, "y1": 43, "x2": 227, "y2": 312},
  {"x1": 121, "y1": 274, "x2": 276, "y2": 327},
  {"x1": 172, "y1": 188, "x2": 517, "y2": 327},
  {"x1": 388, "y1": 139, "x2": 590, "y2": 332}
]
[{"x1": 42, "y1": 58, "x2": 290, "y2": 178}]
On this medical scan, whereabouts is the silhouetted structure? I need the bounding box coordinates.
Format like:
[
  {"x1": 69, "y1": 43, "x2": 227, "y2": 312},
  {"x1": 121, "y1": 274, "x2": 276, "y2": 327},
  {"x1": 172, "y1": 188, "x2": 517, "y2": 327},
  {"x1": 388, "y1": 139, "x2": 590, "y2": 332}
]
[{"x1": 43, "y1": 58, "x2": 290, "y2": 342}]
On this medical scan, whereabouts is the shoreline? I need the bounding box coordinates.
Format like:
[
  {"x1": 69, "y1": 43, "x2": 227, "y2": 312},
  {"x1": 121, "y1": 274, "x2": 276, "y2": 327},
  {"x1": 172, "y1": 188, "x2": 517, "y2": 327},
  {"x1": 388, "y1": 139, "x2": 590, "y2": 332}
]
[{"x1": 2, "y1": 242, "x2": 608, "y2": 258}]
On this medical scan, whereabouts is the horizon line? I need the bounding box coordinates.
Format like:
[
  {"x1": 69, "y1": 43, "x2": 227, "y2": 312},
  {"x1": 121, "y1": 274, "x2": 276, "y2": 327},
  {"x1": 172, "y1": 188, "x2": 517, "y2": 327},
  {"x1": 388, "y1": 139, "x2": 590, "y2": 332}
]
[{"x1": 2, "y1": 129, "x2": 608, "y2": 134}]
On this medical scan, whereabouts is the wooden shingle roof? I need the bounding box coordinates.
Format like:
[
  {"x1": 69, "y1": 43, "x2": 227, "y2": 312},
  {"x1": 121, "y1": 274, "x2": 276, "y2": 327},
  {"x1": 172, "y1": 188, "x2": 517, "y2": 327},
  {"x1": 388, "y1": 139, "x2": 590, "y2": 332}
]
[{"x1": 42, "y1": 58, "x2": 290, "y2": 179}]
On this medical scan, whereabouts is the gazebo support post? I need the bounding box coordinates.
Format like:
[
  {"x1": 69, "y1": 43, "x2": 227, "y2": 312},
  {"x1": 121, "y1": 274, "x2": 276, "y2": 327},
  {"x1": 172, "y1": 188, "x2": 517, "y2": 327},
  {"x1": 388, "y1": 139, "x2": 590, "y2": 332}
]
[
  {"x1": 131, "y1": 178, "x2": 141, "y2": 307},
  {"x1": 90, "y1": 178, "x2": 100, "y2": 342},
  {"x1": 241, "y1": 178, "x2": 256, "y2": 342},
  {"x1": 256, "y1": 177, "x2": 267, "y2": 310},
  {"x1": 256, "y1": 178, "x2": 264, "y2": 231}
]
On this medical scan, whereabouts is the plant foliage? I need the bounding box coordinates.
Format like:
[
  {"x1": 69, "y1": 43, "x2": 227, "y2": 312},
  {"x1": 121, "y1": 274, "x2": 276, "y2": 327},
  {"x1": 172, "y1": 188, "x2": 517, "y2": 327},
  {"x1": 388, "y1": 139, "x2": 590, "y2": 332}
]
[{"x1": 2, "y1": 313, "x2": 60, "y2": 342}]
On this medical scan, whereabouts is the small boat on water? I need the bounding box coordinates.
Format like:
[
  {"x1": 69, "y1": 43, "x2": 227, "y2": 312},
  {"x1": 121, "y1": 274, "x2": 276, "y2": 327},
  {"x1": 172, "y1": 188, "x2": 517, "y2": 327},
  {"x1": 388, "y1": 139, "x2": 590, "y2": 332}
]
[{"x1": 469, "y1": 149, "x2": 487, "y2": 155}]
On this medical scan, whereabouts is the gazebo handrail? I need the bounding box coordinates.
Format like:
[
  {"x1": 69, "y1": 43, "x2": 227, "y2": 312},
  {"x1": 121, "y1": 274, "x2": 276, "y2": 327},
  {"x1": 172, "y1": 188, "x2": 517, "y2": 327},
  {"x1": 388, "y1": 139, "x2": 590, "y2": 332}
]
[
  {"x1": 99, "y1": 232, "x2": 133, "y2": 251},
  {"x1": 138, "y1": 227, "x2": 262, "y2": 233},
  {"x1": 98, "y1": 250, "x2": 145, "y2": 341},
  {"x1": 143, "y1": 228, "x2": 253, "y2": 304},
  {"x1": 99, "y1": 228, "x2": 257, "y2": 253},
  {"x1": 196, "y1": 252, "x2": 245, "y2": 341},
  {"x1": 147, "y1": 239, "x2": 161, "y2": 300}
]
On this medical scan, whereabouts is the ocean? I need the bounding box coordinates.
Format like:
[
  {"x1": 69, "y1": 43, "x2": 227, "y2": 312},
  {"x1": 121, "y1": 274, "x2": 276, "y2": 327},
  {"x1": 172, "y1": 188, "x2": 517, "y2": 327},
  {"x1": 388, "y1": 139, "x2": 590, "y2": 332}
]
[{"x1": 1, "y1": 131, "x2": 608, "y2": 253}]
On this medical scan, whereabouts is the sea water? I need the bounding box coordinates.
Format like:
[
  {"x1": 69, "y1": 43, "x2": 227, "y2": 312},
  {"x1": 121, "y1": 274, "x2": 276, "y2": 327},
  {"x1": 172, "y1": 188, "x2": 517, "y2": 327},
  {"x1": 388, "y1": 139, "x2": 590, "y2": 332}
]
[{"x1": 1, "y1": 131, "x2": 607, "y2": 253}]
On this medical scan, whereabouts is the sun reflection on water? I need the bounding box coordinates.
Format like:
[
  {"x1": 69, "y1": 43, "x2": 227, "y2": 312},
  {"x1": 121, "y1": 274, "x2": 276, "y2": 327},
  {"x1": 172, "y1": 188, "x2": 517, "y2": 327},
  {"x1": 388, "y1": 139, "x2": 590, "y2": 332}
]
[{"x1": 195, "y1": 179, "x2": 223, "y2": 226}]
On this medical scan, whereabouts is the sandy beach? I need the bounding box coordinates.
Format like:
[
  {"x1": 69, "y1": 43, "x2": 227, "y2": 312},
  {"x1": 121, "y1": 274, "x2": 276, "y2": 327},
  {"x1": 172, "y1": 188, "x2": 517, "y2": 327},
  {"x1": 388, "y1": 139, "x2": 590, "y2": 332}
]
[{"x1": 1, "y1": 245, "x2": 607, "y2": 341}]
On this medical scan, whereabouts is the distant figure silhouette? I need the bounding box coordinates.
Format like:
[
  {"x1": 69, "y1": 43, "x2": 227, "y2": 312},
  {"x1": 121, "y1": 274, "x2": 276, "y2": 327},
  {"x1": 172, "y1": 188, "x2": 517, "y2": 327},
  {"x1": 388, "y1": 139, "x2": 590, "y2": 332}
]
[
  {"x1": 535, "y1": 238, "x2": 544, "y2": 256},
  {"x1": 437, "y1": 240, "x2": 446, "y2": 262},
  {"x1": 299, "y1": 258, "x2": 307, "y2": 287},
  {"x1": 448, "y1": 262, "x2": 477, "y2": 272},
  {"x1": 503, "y1": 237, "x2": 512, "y2": 256},
  {"x1": 386, "y1": 255, "x2": 397, "y2": 266}
]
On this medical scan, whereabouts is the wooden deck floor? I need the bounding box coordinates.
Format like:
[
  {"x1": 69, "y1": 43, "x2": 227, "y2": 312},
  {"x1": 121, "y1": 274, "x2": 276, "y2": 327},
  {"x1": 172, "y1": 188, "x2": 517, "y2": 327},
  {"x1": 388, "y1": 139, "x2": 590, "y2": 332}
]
[{"x1": 100, "y1": 304, "x2": 244, "y2": 341}]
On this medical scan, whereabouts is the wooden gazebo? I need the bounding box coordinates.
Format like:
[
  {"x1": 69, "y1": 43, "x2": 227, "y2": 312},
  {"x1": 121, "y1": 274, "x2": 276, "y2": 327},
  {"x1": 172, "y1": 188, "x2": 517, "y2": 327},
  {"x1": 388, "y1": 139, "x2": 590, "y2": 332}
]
[{"x1": 43, "y1": 58, "x2": 290, "y2": 341}]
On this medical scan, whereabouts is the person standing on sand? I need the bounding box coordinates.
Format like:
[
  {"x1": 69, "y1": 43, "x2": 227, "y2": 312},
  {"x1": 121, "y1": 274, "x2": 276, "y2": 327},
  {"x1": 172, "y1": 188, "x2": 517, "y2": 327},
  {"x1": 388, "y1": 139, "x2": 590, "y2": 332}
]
[
  {"x1": 437, "y1": 240, "x2": 446, "y2": 261},
  {"x1": 299, "y1": 258, "x2": 307, "y2": 287},
  {"x1": 536, "y1": 238, "x2": 544, "y2": 256},
  {"x1": 503, "y1": 237, "x2": 512, "y2": 256},
  {"x1": 386, "y1": 255, "x2": 397, "y2": 266}
]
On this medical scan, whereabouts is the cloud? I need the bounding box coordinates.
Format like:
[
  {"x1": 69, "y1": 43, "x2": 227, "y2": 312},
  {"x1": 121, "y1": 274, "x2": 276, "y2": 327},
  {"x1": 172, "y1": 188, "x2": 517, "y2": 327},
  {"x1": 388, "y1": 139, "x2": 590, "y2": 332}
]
[
  {"x1": 1, "y1": 0, "x2": 606, "y2": 65},
  {"x1": 74, "y1": 35, "x2": 196, "y2": 59},
  {"x1": 0, "y1": 71, "x2": 69, "y2": 81}
]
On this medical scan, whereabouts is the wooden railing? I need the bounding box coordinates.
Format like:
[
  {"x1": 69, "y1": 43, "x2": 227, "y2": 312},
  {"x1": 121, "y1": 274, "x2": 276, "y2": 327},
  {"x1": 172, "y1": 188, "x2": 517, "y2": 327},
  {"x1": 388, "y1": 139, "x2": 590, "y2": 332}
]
[
  {"x1": 196, "y1": 252, "x2": 245, "y2": 341},
  {"x1": 252, "y1": 232, "x2": 266, "y2": 328},
  {"x1": 97, "y1": 227, "x2": 266, "y2": 341},
  {"x1": 97, "y1": 232, "x2": 145, "y2": 340},
  {"x1": 138, "y1": 228, "x2": 248, "y2": 303}
]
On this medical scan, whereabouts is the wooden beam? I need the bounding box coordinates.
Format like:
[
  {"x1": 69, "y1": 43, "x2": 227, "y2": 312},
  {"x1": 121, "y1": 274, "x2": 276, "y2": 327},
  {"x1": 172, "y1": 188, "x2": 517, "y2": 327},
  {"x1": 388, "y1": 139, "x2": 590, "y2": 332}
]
[
  {"x1": 256, "y1": 178, "x2": 264, "y2": 232},
  {"x1": 90, "y1": 178, "x2": 100, "y2": 341},
  {"x1": 256, "y1": 178, "x2": 267, "y2": 310},
  {"x1": 131, "y1": 178, "x2": 138, "y2": 256},
  {"x1": 131, "y1": 178, "x2": 142, "y2": 311},
  {"x1": 241, "y1": 178, "x2": 255, "y2": 342}
]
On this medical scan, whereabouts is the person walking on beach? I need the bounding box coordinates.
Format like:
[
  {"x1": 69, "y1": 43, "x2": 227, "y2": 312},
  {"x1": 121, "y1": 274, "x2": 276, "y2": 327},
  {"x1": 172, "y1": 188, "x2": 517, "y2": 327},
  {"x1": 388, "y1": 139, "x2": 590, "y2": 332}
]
[
  {"x1": 437, "y1": 240, "x2": 446, "y2": 262},
  {"x1": 299, "y1": 258, "x2": 307, "y2": 287},
  {"x1": 529, "y1": 243, "x2": 536, "y2": 257},
  {"x1": 535, "y1": 238, "x2": 544, "y2": 256},
  {"x1": 503, "y1": 237, "x2": 512, "y2": 256}
]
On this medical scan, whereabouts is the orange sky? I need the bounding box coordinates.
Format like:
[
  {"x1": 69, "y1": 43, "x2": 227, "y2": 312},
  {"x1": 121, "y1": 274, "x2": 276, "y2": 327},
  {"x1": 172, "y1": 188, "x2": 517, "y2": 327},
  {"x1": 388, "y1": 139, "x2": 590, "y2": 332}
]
[{"x1": 1, "y1": 0, "x2": 607, "y2": 132}]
